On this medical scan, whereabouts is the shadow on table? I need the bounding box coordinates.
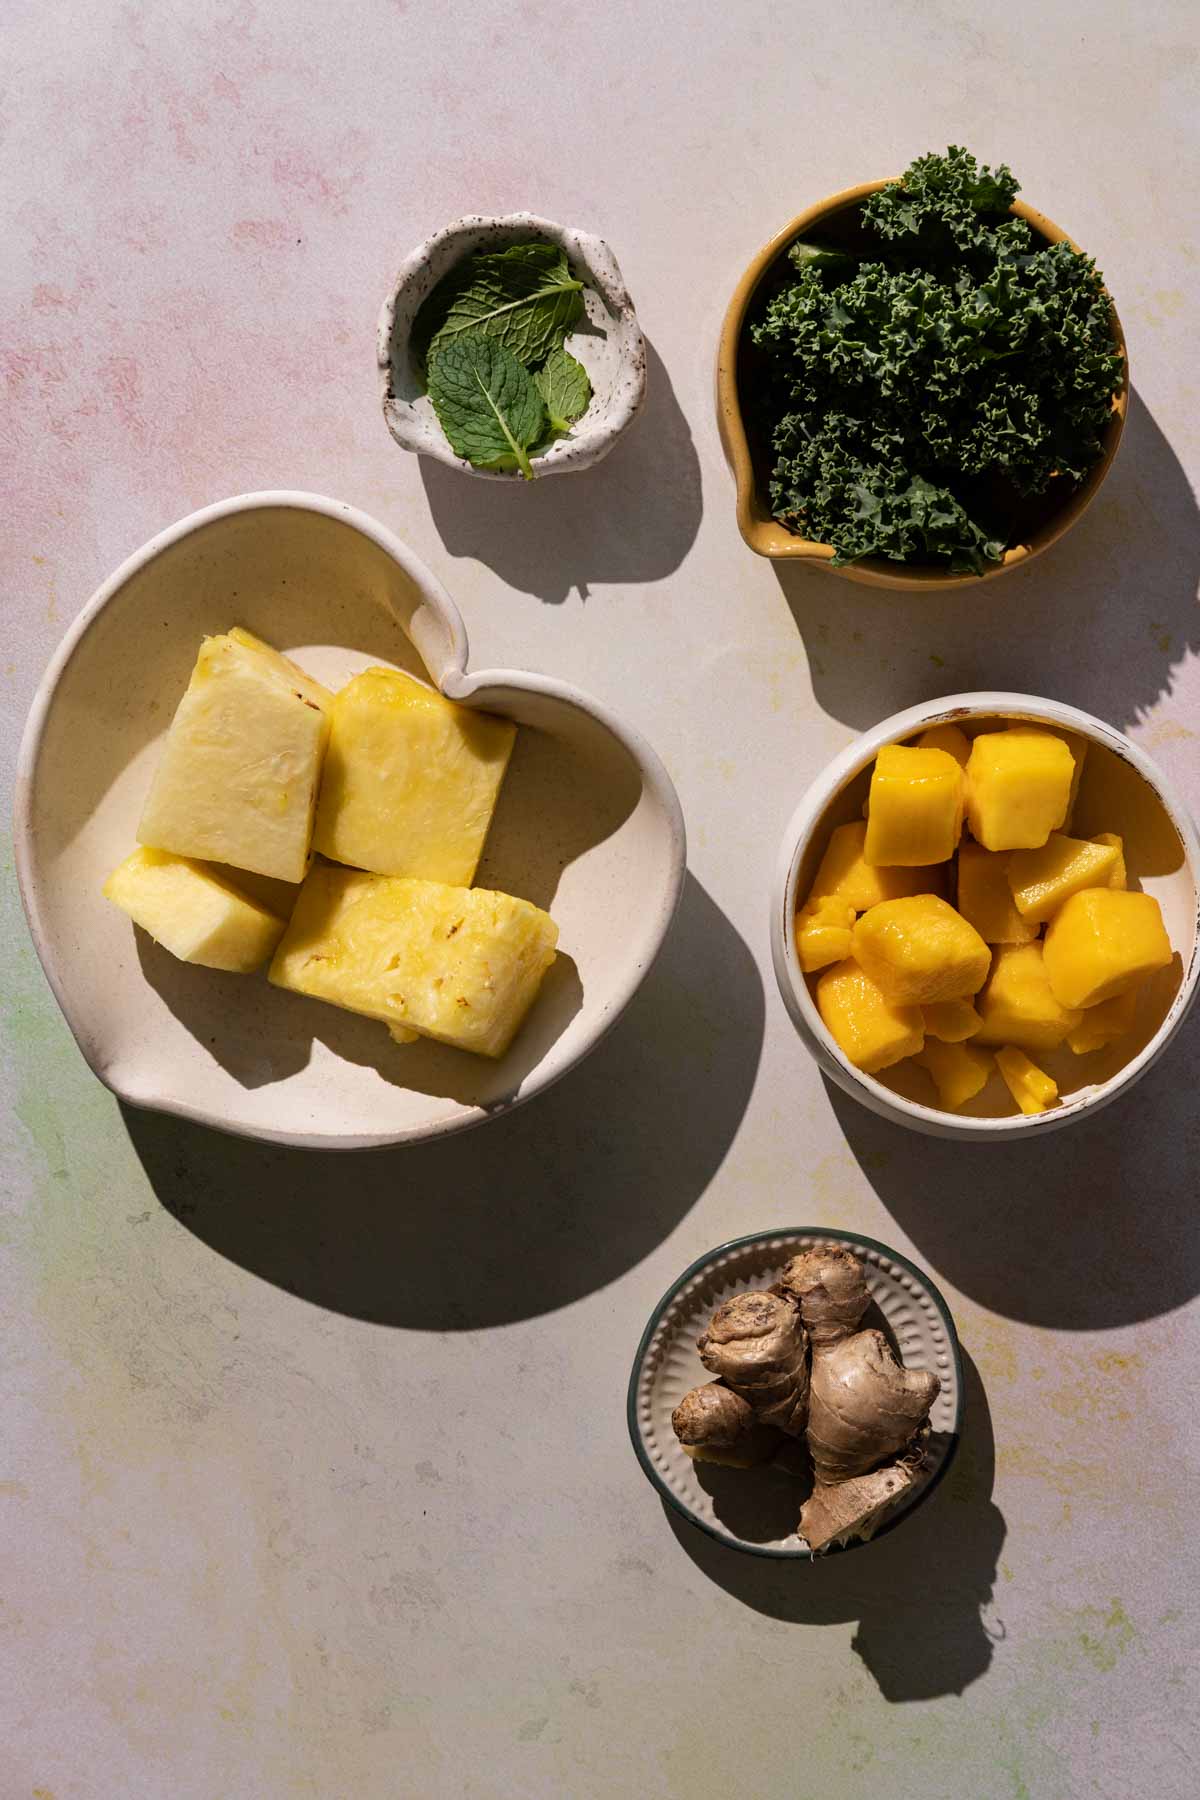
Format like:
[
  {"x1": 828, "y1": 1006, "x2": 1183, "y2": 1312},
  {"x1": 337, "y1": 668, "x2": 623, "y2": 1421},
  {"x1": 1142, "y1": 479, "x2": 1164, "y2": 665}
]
[
  {"x1": 667, "y1": 1349, "x2": 1005, "y2": 1702},
  {"x1": 774, "y1": 389, "x2": 1199, "y2": 733},
  {"x1": 123, "y1": 871, "x2": 764, "y2": 1329},
  {"x1": 419, "y1": 339, "x2": 702, "y2": 603}
]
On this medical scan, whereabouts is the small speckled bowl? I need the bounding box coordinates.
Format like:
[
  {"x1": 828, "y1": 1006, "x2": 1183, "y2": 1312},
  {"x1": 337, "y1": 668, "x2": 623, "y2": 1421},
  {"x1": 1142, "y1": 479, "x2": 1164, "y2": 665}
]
[
  {"x1": 628, "y1": 1228, "x2": 963, "y2": 1558},
  {"x1": 378, "y1": 212, "x2": 646, "y2": 479}
]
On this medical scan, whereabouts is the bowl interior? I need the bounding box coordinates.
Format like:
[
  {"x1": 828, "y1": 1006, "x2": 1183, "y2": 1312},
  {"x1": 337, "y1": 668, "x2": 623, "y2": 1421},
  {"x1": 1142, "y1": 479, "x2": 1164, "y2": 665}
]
[
  {"x1": 22, "y1": 501, "x2": 680, "y2": 1146},
  {"x1": 629, "y1": 1229, "x2": 962, "y2": 1558}
]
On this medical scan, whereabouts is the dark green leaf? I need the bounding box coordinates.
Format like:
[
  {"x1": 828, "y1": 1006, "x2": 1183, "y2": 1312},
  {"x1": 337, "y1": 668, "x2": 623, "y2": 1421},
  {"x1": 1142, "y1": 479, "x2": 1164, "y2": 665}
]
[
  {"x1": 533, "y1": 347, "x2": 592, "y2": 432},
  {"x1": 424, "y1": 242, "x2": 584, "y2": 370},
  {"x1": 426, "y1": 333, "x2": 547, "y2": 480}
]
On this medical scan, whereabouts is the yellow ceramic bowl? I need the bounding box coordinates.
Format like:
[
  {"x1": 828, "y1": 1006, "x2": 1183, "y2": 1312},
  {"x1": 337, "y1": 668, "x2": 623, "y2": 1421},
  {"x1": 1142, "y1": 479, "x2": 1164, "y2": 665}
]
[{"x1": 717, "y1": 180, "x2": 1129, "y2": 590}]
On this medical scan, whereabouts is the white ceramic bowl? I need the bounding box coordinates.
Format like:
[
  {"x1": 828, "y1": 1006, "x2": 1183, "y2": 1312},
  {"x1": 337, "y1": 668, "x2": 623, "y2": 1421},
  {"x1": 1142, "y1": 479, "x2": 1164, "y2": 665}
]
[
  {"x1": 14, "y1": 492, "x2": 685, "y2": 1150},
  {"x1": 378, "y1": 211, "x2": 646, "y2": 479},
  {"x1": 772, "y1": 694, "x2": 1200, "y2": 1140},
  {"x1": 628, "y1": 1227, "x2": 963, "y2": 1558}
]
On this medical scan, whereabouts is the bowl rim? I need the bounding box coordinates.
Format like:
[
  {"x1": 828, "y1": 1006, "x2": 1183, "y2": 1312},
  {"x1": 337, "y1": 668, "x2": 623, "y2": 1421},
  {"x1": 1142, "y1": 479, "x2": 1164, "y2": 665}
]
[
  {"x1": 770, "y1": 692, "x2": 1200, "y2": 1139},
  {"x1": 626, "y1": 1225, "x2": 965, "y2": 1559},
  {"x1": 716, "y1": 178, "x2": 1129, "y2": 589},
  {"x1": 13, "y1": 489, "x2": 687, "y2": 1151}
]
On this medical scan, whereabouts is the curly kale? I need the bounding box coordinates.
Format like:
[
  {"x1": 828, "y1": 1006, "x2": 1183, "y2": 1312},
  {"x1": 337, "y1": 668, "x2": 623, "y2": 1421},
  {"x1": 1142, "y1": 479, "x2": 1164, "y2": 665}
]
[{"x1": 751, "y1": 148, "x2": 1124, "y2": 572}]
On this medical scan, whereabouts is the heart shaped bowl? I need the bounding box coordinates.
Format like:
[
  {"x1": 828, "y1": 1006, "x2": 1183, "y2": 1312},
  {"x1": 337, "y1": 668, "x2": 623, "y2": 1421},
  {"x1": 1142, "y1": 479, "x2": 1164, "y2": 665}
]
[
  {"x1": 628, "y1": 1228, "x2": 963, "y2": 1558},
  {"x1": 14, "y1": 492, "x2": 685, "y2": 1150}
]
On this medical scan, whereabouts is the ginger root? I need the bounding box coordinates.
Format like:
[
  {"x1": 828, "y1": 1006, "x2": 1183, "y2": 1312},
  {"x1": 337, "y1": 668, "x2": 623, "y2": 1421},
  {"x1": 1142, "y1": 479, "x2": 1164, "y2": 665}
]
[
  {"x1": 779, "y1": 1244, "x2": 871, "y2": 1346},
  {"x1": 807, "y1": 1327, "x2": 940, "y2": 1484},
  {"x1": 670, "y1": 1382, "x2": 782, "y2": 1468},
  {"x1": 697, "y1": 1291, "x2": 810, "y2": 1435},
  {"x1": 799, "y1": 1433, "x2": 930, "y2": 1553}
]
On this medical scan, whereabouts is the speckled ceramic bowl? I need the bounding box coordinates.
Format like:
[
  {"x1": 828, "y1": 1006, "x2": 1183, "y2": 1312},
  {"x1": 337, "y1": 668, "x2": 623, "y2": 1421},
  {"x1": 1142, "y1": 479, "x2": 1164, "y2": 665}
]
[
  {"x1": 379, "y1": 212, "x2": 646, "y2": 479},
  {"x1": 628, "y1": 1228, "x2": 963, "y2": 1558}
]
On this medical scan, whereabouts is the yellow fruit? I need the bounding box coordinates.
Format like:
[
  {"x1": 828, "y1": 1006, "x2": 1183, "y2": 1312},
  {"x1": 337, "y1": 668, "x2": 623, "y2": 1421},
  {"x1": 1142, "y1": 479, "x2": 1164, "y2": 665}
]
[
  {"x1": 851, "y1": 895, "x2": 990, "y2": 1005},
  {"x1": 974, "y1": 942, "x2": 1082, "y2": 1052},
  {"x1": 956, "y1": 840, "x2": 1038, "y2": 944},
  {"x1": 795, "y1": 896, "x2": 855, "y2": 973},
  {"x1": 313, "y1": 667, "x2": 516, "y2": 885},
  {"x1": 863, "y1": 745, "x2": 965, "y2": 867},
  {"x1": 995, "y1": 1046, "x2": 1059, "y2": 1115},
  {"x1": 1007, "y1": 832, "x2": 1120, "y2": 923},
  {"x1": 269, "y1": 862, "x2": 558, "y2": 1058},
  {"x1": 815, "y1": 961, "x2": 924, "y2": 1074},
  {"x1": 1091, "y1": 832, "x2": 1126, "y2": 889},
  {"x1": 103, "y1": 846, "x2": 286, "y2": 972},
  {"x1": 807, "y1": 821, "x2": 938, "y2": 913},
  {"x1": 914, "y1": 1038, "x2": 991, "y2": 1109},
  {"x1": 138, "y1": 629, "x2": 332, "y2": 883},
  {"x1": 915, "y1": 723, "x2": 971, "y2": 766},
  {"x1": 1066, "y1": 988, "x2": 1139, "y2": 1055},
  {"x1": 1043, "y1": 889, "x2": 1172, "y2": 1010},
  {"x1": 1006, "y1": 724, "x2": 1088, "y2": 825},
  {"x1": 922, "y1": 998, "x2": 982, "y2": 1042},
  {"x1": 964, "y1": 729, "x2": 1074, "y2": 851}
]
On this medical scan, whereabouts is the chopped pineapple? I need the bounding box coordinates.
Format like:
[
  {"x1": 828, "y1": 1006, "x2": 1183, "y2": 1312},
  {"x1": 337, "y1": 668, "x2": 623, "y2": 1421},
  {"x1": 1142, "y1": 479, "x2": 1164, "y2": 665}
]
[
  {"x1": 995, "y1": 1045, "x2": 1059, "y2": 1116},
  {"x1": 269, "y1": 862, "x2": 558, "y2": 1058},
  {"x1": 863, "y1": 745, "x2": 965, "y2": 867},
  {"x1": 815, "y1": 960, "x2": 924, "y2": 1074},
  {"x1": 138, "y1": 628, "x2": 332, "y2": 883},
  {"x1": 922, "y1": 998, "x2": 982, "y2": 1042},
  {"x1": 974, "y1": 942, "x2": 1082, "y2": 1052},
  {"x1": 915, "y1": 1038, "x2": 992, "y2": 1109},
  {"x1": 915, "y1": 723, "x2": 971, "y2": 766},
  {"x1": 313, "y1": 667, "x2": 516, "y2": 885},
  {"x1": 964, "y1": 729, "x2": 1074, "y2": 851},
  {"x1": 851, "y1": 895, "x2": 990, "y2": 1005},
  {"x1": 103, "y1": 846, "x2": 286, "y2": 972},
  {"x1": 1066, "y1": 988, "x2": 1139, "y2": 1055},
  {"x1": 1007, "y1": 832, "x2": 1120, "y2": 923},
  {"x1": 1091, "y1": 832, "x2": 1127, "y2": 889},
  {"x1": 956, "y1": 840, "x2": 1037, "y2": 944},
  {"x1": 1042, "y1": 889, "x2": 1172, "y2": 1010},
  {"x1": 795, "y1": 896, "x2": 855, "y2": 973},
  {"x1": 806, "y1": 820, "x2": 938, "y2": 913}
]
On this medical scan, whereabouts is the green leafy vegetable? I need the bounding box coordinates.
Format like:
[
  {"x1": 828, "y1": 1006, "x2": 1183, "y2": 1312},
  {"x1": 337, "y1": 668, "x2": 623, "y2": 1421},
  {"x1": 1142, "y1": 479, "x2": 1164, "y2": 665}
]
[
  {"x1": 749, "y1": 147, "x2": 1124, "y2": 571},
  {"x1": 426, "y1": 332, "x2": 547, "y2": 480},
  {"x1": 421, "y1": 242, "x2": 584, "y2": 371},
  {"x1": 533, "y1": 347, "x2": 592, "y2": 432}
]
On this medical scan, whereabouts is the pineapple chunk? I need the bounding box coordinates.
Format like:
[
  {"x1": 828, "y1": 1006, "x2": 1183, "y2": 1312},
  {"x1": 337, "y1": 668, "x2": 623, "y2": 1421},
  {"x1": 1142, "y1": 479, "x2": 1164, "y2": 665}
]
[
  {"x1": 1091, "y1": 832, "x2": 1127, "y2": 889},
  {"x1": 864, "y1": 746, "x2": 965, "y2": 867},
  {"x1": 851, "y1": 895, "x2": 990, "y2": 1005},
  {"x1": 1066, "y1": 988, "x2": 1139, "y2": 1055},
  {"x1": 956, "y1": 840, "x2": 1037, "y2": 944},
  {"x1": 806, "y1": 821, "x2": 938, "y2": 913},
  {"x1": 313, "y1": 667, "x2": 516, "y2": 885},
  {"x1": 1043, "y1": 889, "x2": 1172, "y2": 1010},
  {"x1": 103, "y1": 846, "x2": 286, "y2": 972},
  {"x1": 1007, "y1": 832, "x2": 1119, "y2": 923},
  {"x1": 995, "y1": 1046, "x2": 1059, "y2": 1116},
  {"x1": 795, "y1": 896, "x2": 855, "y2": 973},
  {"x1": 138, "y1": 628, "x2": 332, "y2": 883},
  {"x1": 974, "y1": 943, "x2": 1082, "y2": 1052},
  {"x1": 915, "y1": 723, "x2": 971, "y2": 766},
  {"x1": 269, "y1": 862, "x2": 558, "y2": 1058},
  {"x1": 815, "y1": 960, "x2": 924, "y2": 1074},
  {"x1": 914, "y1": 1038, "x2": 992, "y2": 1110},
  {"x1": 964, "y1": 729, "x2": 1074, "y2": 851},
  {"x1": 922, "y1": 998, "x2": 982, "y2": 1042}
]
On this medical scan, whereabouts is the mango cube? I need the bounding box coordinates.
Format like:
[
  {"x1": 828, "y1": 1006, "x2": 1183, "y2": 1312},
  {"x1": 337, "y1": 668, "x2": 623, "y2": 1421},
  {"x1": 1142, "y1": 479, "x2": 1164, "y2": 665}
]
[
  {"x1": 795, "y1": 896, "x2": 855, "y2": 973},
  {"x1": 1008, "y1": 725, "x2": 1088, "y2": 826},
  {"x1": 915, "y1": 723, "x2": 971, "y2": 766},
  {"x1": 1091, "y1": 832, "x2": 1127, "y2": 889},
  {"x1": 955, "y1": 840, "x2": 1038, "y2": 944},
  {"x1": 915, "y1": 1038, "x2": 992, "y2": 1110},
  {"x1": 1043, "y1": 889, "x2": 1172, "y2": 1010},
  {"x1": 974, "y1": 942, "x2": 1082, "y2": 1051},
  {"x1": 1066, "y1": 988, "x2": 1139, "y2": 1055},
  {"x1": 312, "y1": 667, "x2": 516, "y2": 885},
  {"x1": 269, "y1": 862, "x2": 558, "y2": 1058},
  {"x1": 138, "y1": 628, "x2": 332, "y2": 883},
  {"x1": 922, "y1": 998, "x2": 982, "y2": 1042},
  {"x1": 1007, "y1": 832, "x2": 1119, "y2": 924},
  {"x1": 103, "y1": 846, "x2": 286, "y2": 972},
  {"x1": 995, "y1": 1046, "x2": 1059, "y2": 1115},
  {"x1": 964, "y1": 729, "x2": 1074, "y2": 851},
  {"x1": 851, "y1": 895, "x2": 990, "y2": 1005},
  {"x1": 864, "y1": 745, "x2": 965, "y2": 867},
  {"x1": 807, "y1": 821, "x2": 938, "y2": 913},
  {"x1": 815, "y1": 960, "x2": 924, "y2": 1074}
]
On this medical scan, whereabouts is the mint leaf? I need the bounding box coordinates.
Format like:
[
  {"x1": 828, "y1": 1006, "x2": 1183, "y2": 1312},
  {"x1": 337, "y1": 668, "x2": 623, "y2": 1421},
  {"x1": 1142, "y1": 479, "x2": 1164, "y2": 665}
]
[
  {"x1": 533, "y1": 348, "x2": 592, "y2": 432},
  {"x1": 426, "y1": 332, "x2": 547, "y2": 479},
  {"x1": 425, "y1": 243, "x2": 584, "y2": 369}
]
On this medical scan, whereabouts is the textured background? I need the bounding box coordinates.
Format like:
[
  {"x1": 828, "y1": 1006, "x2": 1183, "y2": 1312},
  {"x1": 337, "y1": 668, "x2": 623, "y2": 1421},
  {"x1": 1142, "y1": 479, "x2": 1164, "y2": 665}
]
[{"x1": 3, "y1": 2, "x2": 1198, "y2": 1795}]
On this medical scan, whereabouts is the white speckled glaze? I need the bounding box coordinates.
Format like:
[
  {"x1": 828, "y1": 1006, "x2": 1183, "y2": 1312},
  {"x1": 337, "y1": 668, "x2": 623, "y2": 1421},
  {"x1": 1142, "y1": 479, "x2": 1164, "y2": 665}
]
[
  {"x1": 628, "y1": 1228, "x2": 963, "y2": 1558},
  {"x1": 378, "y1": 212, "x2": 647, "y2": 478}
]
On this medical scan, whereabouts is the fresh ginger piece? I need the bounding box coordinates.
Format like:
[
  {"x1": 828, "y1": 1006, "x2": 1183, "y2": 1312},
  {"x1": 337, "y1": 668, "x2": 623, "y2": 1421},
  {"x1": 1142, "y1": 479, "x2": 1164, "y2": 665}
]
[
  {"x1": 864, "y1": 745, "x2": 965, "y2": 867},
  {"x1": 1043, "y1": 888, "x2": 1172, "y2": 1010},
  {"x1": 915, "y1": 1037, "x2": 992, "y2": 1110},
  {"x1": 995, "y1": 1045, "x2": 1059, "y2": 1115},
  {"x1": 670, "y1": 1383, "x2": 781, "y2": 1468},
  {"x1": 806, "y1": 1328, "x2": 939, "y2": 1483},
  {"x1": 922, "y1": 998, "x2": 982, "y2": 1042},
  {"x1": 103, "y1": 846, "x2": 287, "y2": 972},
  {"x1": 778, "y1": 1245, "x2": 870, "y2": 1346},
  {"x1": 794, "y1": 896, "x2": 855, "y2": 973},
  {"x1": 800, "y1": 1458, "x2": 924, "y2": 1553},
  {"x1": 915, "y1": 723, "x2": 971, "y2": 766},
  {"x1": 1007, "y1": 832, "x2": 1120, "y2": 923},
  {"x1": 974, "y1": 942, "x2": 1082, "y2": 1052},
  {"x1": 807, "y1": 820, "x2": 937, "y2": 913},
  {"x1": 1066, "y1": 987, "x2": 1139, "y2": 1054},
  {"x1": 851, "y1": 894, "x2": 990, "y2": 1005},
  {"x1": 815, "y1": 960, "x2": 924, "y2": 1073},
  {"x1": 697, "y1": 1292, "x2": 810, "y2": 1435},
  {"x1": 964, "y1": 729, "x2": 1074, "y2": 851},
  {"x1": 1091, "y1": 832, "x2": 1127, "y2": 889}
]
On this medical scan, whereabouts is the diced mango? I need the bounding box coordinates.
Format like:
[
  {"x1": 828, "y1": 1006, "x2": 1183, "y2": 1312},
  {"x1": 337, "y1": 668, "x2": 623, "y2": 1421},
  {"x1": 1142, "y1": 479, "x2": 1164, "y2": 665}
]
[
  {"x1": 1006, "y1": 724, "x2": 1088, "y2": 826},
  {"x1": 1007, "y1": 832, "x2": 1119, "y2": 923},
  {"x1": 807, "y1": 821, "x2": 938, "y2": 913},
  {"x1": 965, "y1": 729, "x2": 1074, "y2": 851},
  {"x1": 851, "y1": 895, "x2": 990, "y2": 1005},
  {"x1": 1091, "y1": 832, "x2": 1126, "y2": 889},
  {"x1": 956, "y1": 840, "x2": 1038, "y2": 944},
  {"x1": 922, "y1": 998, "x2": 982, "y2": 1042},
  {"x1": 815, "y1": 960, "x2": 924, "y2": 1074},
  {"x1": 1043, "y1": 889, "x2": 1173, "y2": 1010},
  {"x1": 103, "y1": 846, "x2": 286, "y2": 972},
  {"x1": 914, "y1": 1038, "x2": 992, "y2": 1110},
  {"x1": 864, "y1": 746, "x2": 965, "y2": 867},
  {"x1": 995, "y1": 1046, "x2": 1059, "y2": 1115},
  {"x1": 915, "y1": 723, "x2": 971, "y2": 766},
  {"x1": 795, "y1": 896, "x2": 855, "y2": 973},
  {"x1": 1066, "y1": 988, "x2": 1139, "y2": 1055},
  {"x1": 974, "y1": 942, "x2": 1082, "y2": 1052}
]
